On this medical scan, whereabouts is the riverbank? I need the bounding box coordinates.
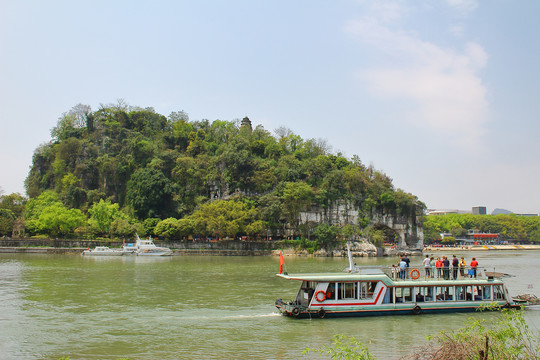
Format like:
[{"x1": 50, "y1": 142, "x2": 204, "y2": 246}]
[
  {"x1": 0, "y1": 247, "x2": 273, "y2": 256},
  {"x1": 424, "y1": 244, "x2": 540, "y2": 251},
  {"x1": 3, "y1": 240, "x2": 537, "y2": 257}
]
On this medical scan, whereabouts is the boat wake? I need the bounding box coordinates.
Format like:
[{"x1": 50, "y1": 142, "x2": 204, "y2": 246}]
[{"x1": 224, "y1": 313, "x2": 281, "y2": 319}]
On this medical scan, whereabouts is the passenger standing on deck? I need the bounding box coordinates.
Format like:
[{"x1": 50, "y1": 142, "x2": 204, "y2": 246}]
[
  {"x1": 392, "y1": 264, "x2": 398, "y2": 280},
  {"x1": 402, "y1": 255, "x2": 410, "y2": 267},
  {"x1": 399, "y1": 258, "x2": 407, "y2": 279},
  {"x1": 435, "y1": 257, "x2": 443, "y2": 278},
  {"x1": 442, "y1": 256, "x2": 450, "y2": 280},
  {"x1": 423, "y1": 255, "x2": 431, "y2": 278},
  {"x1": 402, "y1": 255, "x2": 410, "y2": 278},
  {"x1": 430, "y1": 256, "x2": 436, "y2": 278},
  {"x1": 459, "y1": 257, "x2": 467, "y2": 277},
  {"x1": 452, "y1": 255, "x2": 459, "y2": 279},
  {"x1": 470, "y1": 257, "x2": 479, "y2": 278}
]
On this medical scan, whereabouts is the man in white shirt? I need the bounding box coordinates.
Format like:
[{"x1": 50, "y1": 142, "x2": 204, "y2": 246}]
[{"x1": 423, "y1": 254, "x2": 431, "y2": 278}]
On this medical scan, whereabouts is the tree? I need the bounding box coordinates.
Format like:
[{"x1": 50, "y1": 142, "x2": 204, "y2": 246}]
[
  {"x1": 369, "y1": 228, "x2": 385, "y2": 247},
  {"x1": 154, "y1": 218, "x2": 181, "y2": 239},
  {"x1": 280, "y1": 181, "x2": 313, "y2": 234},
  {"x1": 143, "y1": 218, "x2": 161, "y2": 237},
  {"x1": 314, "y1": 223, "x2": 340, "y2": 247},
  {"x1": 0, "y1": 209, "x2": 15, "y2": 236},
  {"x1": 51, "y1": 113, "x2": 82, "y2": 141},
  {"x1": 110, "y1": 218, "x2": 137, "y2": 238},
  {"x1": 0, "y1": 192, "x2": 27, "y2": 218},
  {"x1": 126, "y1": 167, "x2": 176, "y2": 219},
  {"x1": 87, "y1": 199, "x2": 127, "y2": 237},
  {"x1": 190, "y1": 200, "x2": 249, "y2": 239},
  {"x1": 245, "y1": 220, "x2": 264, "y2": 240},
  {"x1": 34, "y1": 203, "x2": 85, "y2": 237},
  {"x1": 25, "y1": 190, "x2": 61, "y2": 217}
]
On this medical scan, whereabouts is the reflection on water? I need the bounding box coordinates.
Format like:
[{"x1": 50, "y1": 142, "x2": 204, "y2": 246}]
[{"x1": 0, "y1": 251, "x2": 538, "y2": 359}]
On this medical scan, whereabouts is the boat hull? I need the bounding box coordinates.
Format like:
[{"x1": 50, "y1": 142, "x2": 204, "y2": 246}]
[
  {"x1": 275, "y1": 299, "x2": 514, "y2": 319},
  {"x1": 82, "y1": 251, "x2": 124, "y2": 256},
  {"x1": 136, "y1": 250, "x2": 173, "y2": 256}
]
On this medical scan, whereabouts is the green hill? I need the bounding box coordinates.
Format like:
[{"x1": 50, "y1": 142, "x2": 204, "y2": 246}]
[{"x1": 19, "y1": 102, "x2": 424, "y2": 241}]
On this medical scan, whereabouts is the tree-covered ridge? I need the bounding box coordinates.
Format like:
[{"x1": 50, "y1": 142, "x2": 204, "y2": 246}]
[
  {"x1": 423, "y1": 213, "x2": 540, "y2": 243},
  {"x1": 12, "y1": 101, "x2": 424, "y2": 240}
]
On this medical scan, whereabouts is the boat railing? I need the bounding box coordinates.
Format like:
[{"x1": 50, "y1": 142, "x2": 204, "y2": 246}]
[{"x1": 380, "y1": 266, "x2": 489, "y2": 281}]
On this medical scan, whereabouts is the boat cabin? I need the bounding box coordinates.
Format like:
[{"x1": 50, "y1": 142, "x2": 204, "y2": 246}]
[{"x1": 276, "y1": 267, "x2": 514, "y2": 318}]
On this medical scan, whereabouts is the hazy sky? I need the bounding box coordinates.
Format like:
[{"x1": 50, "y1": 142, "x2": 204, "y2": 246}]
[{"x1": 1, "y1": 0, "x2": 539, "y2": 214}]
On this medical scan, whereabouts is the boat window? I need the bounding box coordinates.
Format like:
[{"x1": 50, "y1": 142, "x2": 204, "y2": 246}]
[
  {"x1": 435, "y1": 286, "x2": 454, "y2": 301},
  {"x1": 456, "y1": 286, "x2": 467, "y2": 301},
  {"x1": 466, "y1": 285, "x2": 473, "y2": 301},
  {"x1": 395, "y1": 287, "x2": 413, "y2": 303},
  {"x1": 472, "y1": 285, "x2": 486, "y2": 301},
  {"x1": 359, "y1": 282, "x2": 378, "y2": 299},
  {"x1": 481, "y1": 285, "x2": 492, "y2": 300},
  {"x1": 327, "y1": 283, "x2": 336, "y2": 300},
  {"x1": 403, "y1": 287, "x2": 413, "y2": 302},
  {"x1": 494, "y1": 285, "x2": 505, "y2": 300},
  {"x1": 395, "y1": 287, "x2": 402, "y2": 303},
  {"x1": 338, "y1": 282, "x2": 358, "y2": 300},
  {"x1": 416, "y1": 286, "x2": 434, "y2": 302},
  {"x1": 297, "y1": 281, "x2": 318, "y2": 305},
  {"x1": 383, "y1": 287, "x2": 393, "y2": 304}
]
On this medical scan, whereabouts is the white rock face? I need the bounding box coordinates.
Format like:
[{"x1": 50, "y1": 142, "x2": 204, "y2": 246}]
[{"x1": 298, "y1": 200, "x2": 424, "y2": 250}]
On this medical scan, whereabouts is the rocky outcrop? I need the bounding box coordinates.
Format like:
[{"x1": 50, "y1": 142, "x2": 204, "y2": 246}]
[
  {"x1": 299, "y1": 200, "x2": 424, "y2": 250},
  {"x1": 370, "y1": 212, "x2": 424, "y2": 250}
]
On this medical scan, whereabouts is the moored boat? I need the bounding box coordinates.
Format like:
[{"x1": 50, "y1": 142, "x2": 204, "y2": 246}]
[
  {"x1": 275, "y1": 247, "x2": 518, "y2": 319},
  {"x1": 122, "y1": 243, "x2": 137, "y2": 254},
  {"x1": 82, "y1": 246, "x2": 124, "y2": 256},
  {"x1": 135, "y1": 235, "x2": 173, "y2": 256}
]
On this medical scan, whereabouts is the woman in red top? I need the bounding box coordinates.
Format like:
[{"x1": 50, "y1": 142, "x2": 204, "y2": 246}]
[
  {"x1": 469, "y1": 257, "x2": 479, "y2": 278},
  {"x1": 435, "y1": 257, "x2": 443, "y2": 278}
]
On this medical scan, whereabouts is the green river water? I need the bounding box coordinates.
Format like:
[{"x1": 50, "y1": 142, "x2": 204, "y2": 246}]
[{"x1": 0, "y1": 251, "x2": 539, "y2": 359}]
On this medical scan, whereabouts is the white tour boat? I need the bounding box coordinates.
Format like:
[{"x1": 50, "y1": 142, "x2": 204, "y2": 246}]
[
  {"x1": 275, "y1": 246, "x2": 518, "y2": 319},
  {"x1": 135, "y1": 235, "x2": 173, "y2": 256}
]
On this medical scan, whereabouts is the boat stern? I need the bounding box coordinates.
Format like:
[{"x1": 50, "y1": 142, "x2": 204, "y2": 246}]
[{"x1": 275, "y1": 299, "x2": 309, "y2": 318}]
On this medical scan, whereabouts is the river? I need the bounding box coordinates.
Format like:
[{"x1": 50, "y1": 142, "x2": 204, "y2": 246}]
[{"x1": 0, "y1": 251, "x2": 538, "y2": 359}]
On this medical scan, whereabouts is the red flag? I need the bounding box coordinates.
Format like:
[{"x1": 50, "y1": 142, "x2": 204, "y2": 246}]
[{"x1": 279, "y1": 251, "x2": 285, "y2": 274}]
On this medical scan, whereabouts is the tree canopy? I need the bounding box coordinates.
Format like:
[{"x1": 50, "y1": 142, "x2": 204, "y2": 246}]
[
  {"x1": 423, "y1": 213, "x2": 540, "y2": 243},
  {"x1": 16, "y1": 101, "x2": 426, "y2": 240}
]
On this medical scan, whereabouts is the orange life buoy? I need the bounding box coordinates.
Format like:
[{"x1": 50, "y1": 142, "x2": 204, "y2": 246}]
[
  {"x1": 314, "y1": 290, "x2": 326, "y2": 302},
  {"x1": 410, "y1": 268, "x2": 420, "y2": 280}
]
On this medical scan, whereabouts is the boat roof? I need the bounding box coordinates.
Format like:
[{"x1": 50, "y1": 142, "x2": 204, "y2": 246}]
[{"x1": 276, "y1": 272, "x2": 503, "y2": 286}]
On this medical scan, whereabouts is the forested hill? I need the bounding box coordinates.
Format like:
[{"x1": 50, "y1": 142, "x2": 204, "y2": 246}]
[{"x1": 23, "y1": 102, "x2": 424, "y2": 240}]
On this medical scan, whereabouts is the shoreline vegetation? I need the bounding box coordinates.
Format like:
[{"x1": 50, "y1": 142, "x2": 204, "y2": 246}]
[{"x1": 1, "y1": 239, "x2": 539, "y2": 256}]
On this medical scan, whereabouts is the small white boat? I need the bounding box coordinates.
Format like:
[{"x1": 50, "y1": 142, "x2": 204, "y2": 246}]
[
  {"x1": 135, "y1": 235, "x2": 173, "y2": 256},
  {"x1": 82, "y1": 246, "x2": 124, "y2": 256}
]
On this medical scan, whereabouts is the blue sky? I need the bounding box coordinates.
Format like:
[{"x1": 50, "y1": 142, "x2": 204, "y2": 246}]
[{"x1": 1, "y1": 0, "x2": 539, "y2": 214}]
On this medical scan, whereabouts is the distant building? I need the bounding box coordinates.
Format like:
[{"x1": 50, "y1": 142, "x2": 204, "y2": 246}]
[
  {"x1": 491, "y1": 208, "x2": 512, "y2": 215},
  {"x1": 472, "y1": 206, "x2": 486, "y2": 215},
  {"x1": 426, "y1": 209, "x2": 471, "y2": 216}
]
